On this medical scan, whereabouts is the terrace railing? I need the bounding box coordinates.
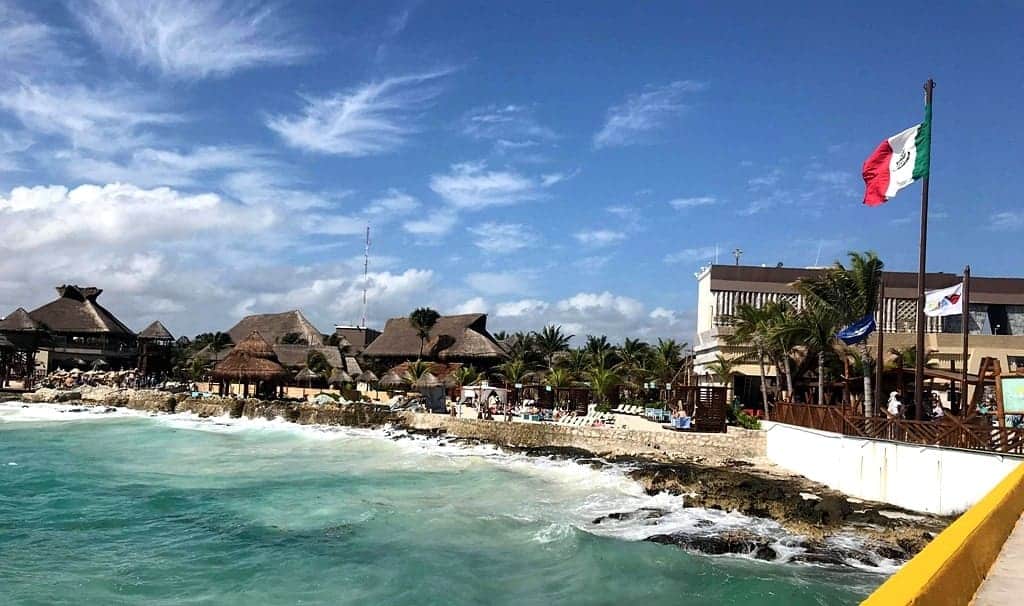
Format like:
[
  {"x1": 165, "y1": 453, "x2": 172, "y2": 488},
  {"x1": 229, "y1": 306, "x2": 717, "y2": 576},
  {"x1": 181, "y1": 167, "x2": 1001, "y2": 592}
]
[{"x1": 773, "y1": 403, "x2": 1024, "y2": 455}]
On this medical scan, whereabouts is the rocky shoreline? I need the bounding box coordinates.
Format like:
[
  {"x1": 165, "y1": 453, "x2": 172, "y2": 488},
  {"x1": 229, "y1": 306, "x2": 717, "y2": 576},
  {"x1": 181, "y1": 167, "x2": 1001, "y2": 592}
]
[{"x1": 6, "y1": 388, "x2": 951, "y2": 570}]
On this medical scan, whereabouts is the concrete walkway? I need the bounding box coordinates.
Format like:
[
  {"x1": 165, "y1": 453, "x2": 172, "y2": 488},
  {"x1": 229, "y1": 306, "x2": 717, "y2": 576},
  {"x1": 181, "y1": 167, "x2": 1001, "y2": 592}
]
[{"x1": 973, "y1": 513, "x2": 1024, "y2": 605}]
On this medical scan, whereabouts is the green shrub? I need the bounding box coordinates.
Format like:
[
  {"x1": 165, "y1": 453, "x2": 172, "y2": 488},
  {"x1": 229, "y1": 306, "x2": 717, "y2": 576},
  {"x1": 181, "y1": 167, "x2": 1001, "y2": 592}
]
[{"x1": 735, "y1": 410, "x2": 761, "y2": 430}]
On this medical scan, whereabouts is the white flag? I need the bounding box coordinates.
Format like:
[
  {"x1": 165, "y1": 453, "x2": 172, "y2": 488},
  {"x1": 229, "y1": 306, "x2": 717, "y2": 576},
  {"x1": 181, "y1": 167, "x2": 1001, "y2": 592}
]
[{"x1": 924, "y1": 282, "x2": 963, "y2": 317}]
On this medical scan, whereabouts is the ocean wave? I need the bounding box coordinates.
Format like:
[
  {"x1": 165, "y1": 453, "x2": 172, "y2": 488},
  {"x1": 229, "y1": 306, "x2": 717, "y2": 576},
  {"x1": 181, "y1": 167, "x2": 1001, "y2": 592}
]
[{"x1": 2, "y1": 401, "x2": 896, "y2": 572}]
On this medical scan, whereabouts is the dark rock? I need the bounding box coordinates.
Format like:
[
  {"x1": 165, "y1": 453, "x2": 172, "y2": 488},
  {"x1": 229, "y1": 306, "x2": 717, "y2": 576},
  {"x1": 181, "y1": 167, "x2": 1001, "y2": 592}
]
[
  {"x1": 591, "y1": 508, "x2": 668, "y2": 525},
  {"x1": 646, "y1": 531, "x2": 778, "y2": 561}
]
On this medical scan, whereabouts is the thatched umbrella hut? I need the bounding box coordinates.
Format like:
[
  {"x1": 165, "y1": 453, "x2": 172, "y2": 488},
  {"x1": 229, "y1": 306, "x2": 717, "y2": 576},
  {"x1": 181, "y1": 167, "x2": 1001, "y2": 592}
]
[
  {"x1": 211, "y1": 331, "x2": 288, "y2": 398},
  {"x1": 328, "y1": 368, "x2": 353, "y2": 387},
  {"x1": 357, "y1": 369, "x2": 379, "y2": 384},
  {"x1": 413, "y1": 372, "x2": 443, "y2": 389},
  {"x1": 295, "y1": 366, "x2": 320, "y2": 388},
  {"x1": 379, "y1": 370, "x2": 406, "y2": 389}
]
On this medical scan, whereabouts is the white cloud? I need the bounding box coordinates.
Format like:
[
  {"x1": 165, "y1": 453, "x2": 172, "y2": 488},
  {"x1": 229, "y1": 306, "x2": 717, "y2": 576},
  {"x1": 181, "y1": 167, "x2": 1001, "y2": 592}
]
[
  {"x1": 73, "y1": 0, "x2": 308, "y2": 79},
  {"x1": 573, "y1": 255, "x2": 612, "y2": 273},
  {"x1": 267, "y1": 69, "x2": 452, "y2": 156},
  {"x1": 663, "y1": 246, "x2": 717, "y2": 264},
  {"x1": 495, "y1": 299, "x2": 550, "y2": 318},
  {"x1": 594, "y1": 80, "x2": 706, "y2": 149},
  {"x1": 991, "y1": 211, "x2": 1024, "y2": 231},
  {"x1": 62, "y1": 146, "x2": 267, "y2": 187},
  {"x1": 0, "y1": 82, "x2": 177, "y2": 153},
  {"x1": 465, "y1": 271, "x2": 535, "y2": 296},
  {"x1": 0, "y1": 4, "x2": 75, "y2": 79},
  {"x1": 669, "y1": 196, "x2": 717, "y2": 210},
  {"x1": 574, "y1": 229, "x2": 626, "y2": 247},
  {"x1": 487, "y1": 291, "x2": 693, "y2": 344},
  {"x1": 460, "y1": 104, "x2": 557, "y2": 144},
  {"x1": 451, "y1": 296, "x2": 489, "y2": 315},
  {"x1": 430, "y1": 161, "x2": 558, "y2": 210},
  {"x1": 364, "y1": 189, "x2": 420, "y2": 218},
  {"x1": 467, "y1": 222, "x2": 538, "y2": 253},
  {"x1": 403, "y1": 209, "x2": 459, "y2": 237}
]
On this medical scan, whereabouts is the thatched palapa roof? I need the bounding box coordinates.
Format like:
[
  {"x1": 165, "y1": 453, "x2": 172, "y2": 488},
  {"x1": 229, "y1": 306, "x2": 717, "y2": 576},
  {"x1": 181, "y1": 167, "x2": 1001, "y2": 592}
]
[
  {"x1": 0, "y1": 308, "x2": 45, "y2": 332},
  {"x1": 357, "y1": 369, "x2": 379, "y2": 383},
  {"x1": 295, "y1": 367, "x2": 321, "y2": 382},
  {"x1": 138, "y1": 321, "x2": 174, "y2": 341},
  {"x1": 379, "y1": 370, "x2": 407, "y2": 387},
  {"x1": 211, "y1": 331, "x2": 288, "y2": 382},
  {"x1": 27, "y1": 285, "x2": 133, "y2": 335},
  {"x1": 362, "y1": 314, "x2": 507, "y2": 361},
  {"x1": 227, "y1": 310, "x2": 325, "y2": 345}
]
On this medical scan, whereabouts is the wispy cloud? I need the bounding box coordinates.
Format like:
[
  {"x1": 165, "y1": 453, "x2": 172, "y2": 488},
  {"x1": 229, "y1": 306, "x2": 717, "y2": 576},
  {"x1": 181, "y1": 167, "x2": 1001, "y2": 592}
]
[
  {"x1": 0, "y1": 82, "x2": 178, "y2": 153},
  {"x1": 663, "y1": 246, "x2": 717, "y2": 264},
  {"x1": 668, "y1": 196, "x2": 717, "y2": 210},
  {"x1": 460, "y1": 104, "x2": 557, "y2": 146},
  {"x1": 267, "y1": 69, "x2": 452, "y2": 156},
  {"x1": 467, "y1": 222, "x2": 538, "y2": 253},
  {"x1": 0, "y1": 4, "x2": 75, "y2": 79},
  {"x1": 593, "y1": 80, "x2": 706, "y2": 149},
  {"x1": 990, "y1": 210, "x2": 1024, "y2": 231},
  {"x1": 430, "y1": 161, "x2": 560, "y2": 210},
  {"x1": 574, "y1": 229, "x2": 626, "y2": 248},
  {"x1": 62, "y1": 146, "x2": 268, "y2": 187},
  {"x1": 73, "y1": 0, "x2": 308, "y2": 79},
  {"x1": 403, "y1": 209, "x2": 459, "y2": 238}
]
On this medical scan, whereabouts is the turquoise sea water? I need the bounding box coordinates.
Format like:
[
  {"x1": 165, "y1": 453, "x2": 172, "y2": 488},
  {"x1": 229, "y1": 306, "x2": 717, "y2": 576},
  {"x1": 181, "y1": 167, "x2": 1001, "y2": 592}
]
[{"x1": 0, "y1": 403, "x2": 885, "y2": 605}]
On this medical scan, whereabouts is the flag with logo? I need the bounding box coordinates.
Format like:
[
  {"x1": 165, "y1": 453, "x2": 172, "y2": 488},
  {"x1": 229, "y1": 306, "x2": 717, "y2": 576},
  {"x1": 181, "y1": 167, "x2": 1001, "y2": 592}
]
[
  {"x1": 924, "y1": 282, "x2": 963, "y2": 317},
  {"x1": 861, "y1": 103, "x2": 931, "y2": 206}
]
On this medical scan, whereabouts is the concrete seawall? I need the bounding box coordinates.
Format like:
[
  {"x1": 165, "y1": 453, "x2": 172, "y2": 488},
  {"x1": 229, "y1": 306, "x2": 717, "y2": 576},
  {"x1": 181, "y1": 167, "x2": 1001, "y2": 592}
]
[{"x1": 402, "y1": 413, "x2": 766, "y2": 461}]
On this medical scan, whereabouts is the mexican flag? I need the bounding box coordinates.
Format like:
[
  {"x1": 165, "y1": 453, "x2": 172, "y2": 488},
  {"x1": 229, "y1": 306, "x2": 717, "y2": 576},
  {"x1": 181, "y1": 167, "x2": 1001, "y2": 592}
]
[{"x1": 861, "y1": 104, "x2": 931, "y2": 206}]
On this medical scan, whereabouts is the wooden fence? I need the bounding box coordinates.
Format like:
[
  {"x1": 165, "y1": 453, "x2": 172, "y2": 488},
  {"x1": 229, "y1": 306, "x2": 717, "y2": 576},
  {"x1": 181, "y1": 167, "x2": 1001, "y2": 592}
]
[{"x1": 773, "y1": 403, "x2": 1024, "y2": 455}]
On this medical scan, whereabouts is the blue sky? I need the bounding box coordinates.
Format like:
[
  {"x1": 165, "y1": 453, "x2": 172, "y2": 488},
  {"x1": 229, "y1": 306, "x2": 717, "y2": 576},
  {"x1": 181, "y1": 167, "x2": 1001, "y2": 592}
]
[{"x1": 1, "y1": 1, "x2": 1022, "y2": 344}]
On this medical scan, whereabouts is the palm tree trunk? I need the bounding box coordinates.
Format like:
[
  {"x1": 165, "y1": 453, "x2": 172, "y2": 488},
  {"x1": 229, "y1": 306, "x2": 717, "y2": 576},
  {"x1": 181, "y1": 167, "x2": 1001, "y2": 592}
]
[
  {"x1": 860, "y1": 343, "x2": 874, "y2": 417},
  {"x1": 783, "y1": 355, "x2": 795, "y2": 401},
  {"x1": 757, "y1": 347, "x2": 770, "y2": 421},
  {"x1": 817, "y1": 351, "x2": 825, "y2": 406}
]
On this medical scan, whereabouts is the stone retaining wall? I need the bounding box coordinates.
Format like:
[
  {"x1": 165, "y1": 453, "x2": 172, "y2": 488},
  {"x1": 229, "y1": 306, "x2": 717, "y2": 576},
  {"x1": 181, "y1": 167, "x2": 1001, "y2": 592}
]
[{"x1": 402, "y1": 413, "x2": 766, "y2": 461}]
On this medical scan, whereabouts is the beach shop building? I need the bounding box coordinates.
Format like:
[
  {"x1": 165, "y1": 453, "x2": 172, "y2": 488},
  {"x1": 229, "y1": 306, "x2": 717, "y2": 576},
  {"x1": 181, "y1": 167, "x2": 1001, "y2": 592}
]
[{"x1": 693, "y1": 264, "x2": 1024, "y2": 405}]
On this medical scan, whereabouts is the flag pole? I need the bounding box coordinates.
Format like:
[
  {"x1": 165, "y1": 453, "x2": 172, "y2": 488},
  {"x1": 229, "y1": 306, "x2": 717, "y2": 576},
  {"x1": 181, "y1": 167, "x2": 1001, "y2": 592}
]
[
  {"x1": 913, "y1": 78, "x2": 935, "y2": 421},
  {"x1": 961, "y1": 265, "x2": 971, "y2": 414},
  {"x1": 875, "y1": 277, "x2": 885, "y2": 413}
]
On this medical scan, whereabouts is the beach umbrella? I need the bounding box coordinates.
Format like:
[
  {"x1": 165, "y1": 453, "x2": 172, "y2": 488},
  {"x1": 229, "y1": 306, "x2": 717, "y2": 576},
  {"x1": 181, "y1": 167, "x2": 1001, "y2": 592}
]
[
  {"x1": 413, "y1": 372, "x2": 443, "y2": 389},
  {"x1": 357, "y1": 369, "x2": 379, "y2": 384},
  {"x1": 379, "y1": 370, "x2": 406, "y2": 388},
  {"x1": 328, "y1": 368, "x2": 353, "y2": 387}
]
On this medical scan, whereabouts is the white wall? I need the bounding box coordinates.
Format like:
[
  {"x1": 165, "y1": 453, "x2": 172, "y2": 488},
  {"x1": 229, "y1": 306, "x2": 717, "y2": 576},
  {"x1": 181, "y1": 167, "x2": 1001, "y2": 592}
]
[{"x1": 764, "y1": 422, "x2": 1023, "y2": 515}]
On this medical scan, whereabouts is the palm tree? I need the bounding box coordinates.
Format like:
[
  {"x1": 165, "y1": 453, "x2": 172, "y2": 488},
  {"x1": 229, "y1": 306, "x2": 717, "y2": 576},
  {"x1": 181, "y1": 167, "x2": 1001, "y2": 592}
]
[
  {"x1": 306, "y1": 350, "x2": 332, "y2": 379},
  {"x1": 763, "y1": 302, "x2": 798, "y2": 399},
  {"x1": 584, "y1": 335, "x2": 616, "y2": 365},
  {"x1": 505, "y1": 331, "x2": 543, "y2": 368},
  {"x1": 403, "y1": 360, "x2": 432, "y2": 383},
  {"x1": 649, "y1": 338, "x2": 686, "y2": 383},
  {"x1": 452, "y1": 365, "x2": 480, "y2": 389},
  {"x1": 559, "y1": 349, "x2": 590, "y2": 379},
  {"x1": 409, "y1": 307, "x2": 441, "y2": 360},
  {"x1": 587, "y1": 366, "x2": 620, "y2": 411},
  {"x1": 496, "y1": 359, "x2": 532, "y2": 387},
  {"x1": 776, "y1": 305, "x2": 841, "y2": 405},
  {"x1": 725, "y1": 303, "x2": 774, "y2": 418},
  {"x1": 616, "y1": 338, "x2": 651, "y2": 392},
  {"x1": 544, "y1": 367, "x2": 574, "y2": 409},
  {"x1": 796, "y1": 251, "x2": 884, "y2": 416},
  {"x1": 534, "y1": 325, "x2": 573, "y2": 370},
  {"x1": 704, "y1": 354, "x2": 739, "y2": 402}
]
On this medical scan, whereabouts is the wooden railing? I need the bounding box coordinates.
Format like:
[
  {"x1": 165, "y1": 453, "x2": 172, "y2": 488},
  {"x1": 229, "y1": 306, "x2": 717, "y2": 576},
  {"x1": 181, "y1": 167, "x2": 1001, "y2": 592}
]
[{"x1": 773, "y1": 403, "x2": 1024, "y2": 455}]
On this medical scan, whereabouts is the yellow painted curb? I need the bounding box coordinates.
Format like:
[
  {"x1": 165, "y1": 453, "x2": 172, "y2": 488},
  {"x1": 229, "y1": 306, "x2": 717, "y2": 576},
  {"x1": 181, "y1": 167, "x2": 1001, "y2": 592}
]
[{"x1": 862, "y1": 462, "x2": 1024, "y2": 606}]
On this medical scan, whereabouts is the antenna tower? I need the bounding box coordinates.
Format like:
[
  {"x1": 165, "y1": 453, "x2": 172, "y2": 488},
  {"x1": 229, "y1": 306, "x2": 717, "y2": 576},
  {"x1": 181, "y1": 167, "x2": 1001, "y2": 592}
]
[{"x1": 361, "y1": 225, "x2": 370, "y2": 328}]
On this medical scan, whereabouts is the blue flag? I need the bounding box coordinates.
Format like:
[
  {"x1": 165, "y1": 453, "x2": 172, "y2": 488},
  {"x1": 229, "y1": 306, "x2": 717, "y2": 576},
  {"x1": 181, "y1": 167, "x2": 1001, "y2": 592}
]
[{"x1": 837, "y1": 314, "x2": 876, "y2": 345}]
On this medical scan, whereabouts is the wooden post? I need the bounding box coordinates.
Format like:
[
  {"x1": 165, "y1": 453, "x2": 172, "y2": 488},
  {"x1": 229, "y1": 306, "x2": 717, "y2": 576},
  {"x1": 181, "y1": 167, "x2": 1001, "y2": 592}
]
[
  {"x1": 875, "y1": 278, "x2": 886, "y2": 412},
  {"x1": 961, "y1": 265, "x2": 971, "y2": 414},
  {"x1": 913, "y1": 78, "x2": 935, "y2": 420}
]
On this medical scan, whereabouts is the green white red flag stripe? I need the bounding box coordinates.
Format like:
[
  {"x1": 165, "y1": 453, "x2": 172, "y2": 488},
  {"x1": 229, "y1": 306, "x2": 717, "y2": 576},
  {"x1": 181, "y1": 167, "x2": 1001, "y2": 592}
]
[{"x1": 861, "y1": 103, "x2": 932, "y2": 206}]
